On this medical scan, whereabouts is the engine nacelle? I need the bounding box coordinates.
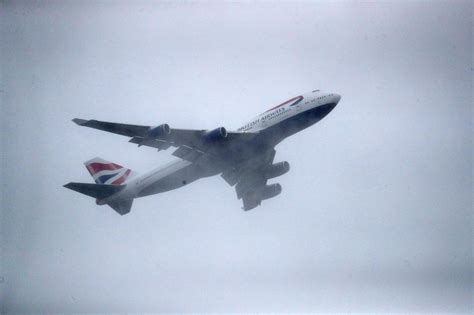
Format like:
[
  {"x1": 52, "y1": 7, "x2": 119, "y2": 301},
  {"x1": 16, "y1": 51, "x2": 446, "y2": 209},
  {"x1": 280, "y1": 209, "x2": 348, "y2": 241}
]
[
  {"x1": 145, "y1": 124, "x2": 170, "y2": 139},
  {"x1": 261, "y1": 183, "x2": 282, "y2": 200},
  {"x1": 203, "y1": 127, "x2": 227, "y2": 142},
  {"x1": 265, "y1": 161, "x2": 290, "y2": 179}
]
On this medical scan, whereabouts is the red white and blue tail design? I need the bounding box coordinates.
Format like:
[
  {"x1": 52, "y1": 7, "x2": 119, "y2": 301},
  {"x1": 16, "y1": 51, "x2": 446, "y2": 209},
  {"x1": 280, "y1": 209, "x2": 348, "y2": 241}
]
[{"x1": 84, "y1": 157, "x2": 134, "y2": 185}]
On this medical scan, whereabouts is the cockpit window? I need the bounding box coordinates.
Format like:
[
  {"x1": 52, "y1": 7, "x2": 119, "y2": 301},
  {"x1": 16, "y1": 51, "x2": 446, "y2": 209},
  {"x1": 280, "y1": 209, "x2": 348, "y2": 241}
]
[{"x1": 312, "y1": 89, "x2": 320, "y2": 93}]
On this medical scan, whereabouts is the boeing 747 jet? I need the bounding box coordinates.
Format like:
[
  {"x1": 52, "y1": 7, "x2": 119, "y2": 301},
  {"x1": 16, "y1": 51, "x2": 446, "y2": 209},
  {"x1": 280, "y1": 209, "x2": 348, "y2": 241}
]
[{"x1": 64, "y1": 90, "x2": 341, "y2": 215}]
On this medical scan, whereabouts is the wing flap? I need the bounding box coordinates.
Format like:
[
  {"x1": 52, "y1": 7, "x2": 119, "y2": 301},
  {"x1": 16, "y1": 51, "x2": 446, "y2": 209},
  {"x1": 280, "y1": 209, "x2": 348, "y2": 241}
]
[
  {"x1": 171, "y1": 145, "x2": 205, "y2": 162},
  {"x1": 129, "y1": 137, "x2": 173, "y2": 150},
  {"x1": 221, "y1": 168, "x2": 241, "y2": 186},
  {"x1": 241, "y1": 192, "x2": 261, "y2": 211}
]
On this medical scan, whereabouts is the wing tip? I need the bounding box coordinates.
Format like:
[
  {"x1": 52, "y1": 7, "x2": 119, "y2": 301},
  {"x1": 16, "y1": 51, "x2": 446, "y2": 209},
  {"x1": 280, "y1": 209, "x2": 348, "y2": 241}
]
[
  {"x1": 72, "y1": 118, "x2": 88, "y2": 125},
  {"x1": 63, "y1": 182, "x2": 75, "y2": 190}
]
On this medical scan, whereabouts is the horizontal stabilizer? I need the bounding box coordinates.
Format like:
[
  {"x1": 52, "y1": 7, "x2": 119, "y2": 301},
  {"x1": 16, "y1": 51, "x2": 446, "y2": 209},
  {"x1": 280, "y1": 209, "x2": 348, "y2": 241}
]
[
  {"x1": 64, "y1": 182, "x2": 125, "y2": 199},
  {"x1": 108, "y1": 199, "x2": 133, "y2": 215}
]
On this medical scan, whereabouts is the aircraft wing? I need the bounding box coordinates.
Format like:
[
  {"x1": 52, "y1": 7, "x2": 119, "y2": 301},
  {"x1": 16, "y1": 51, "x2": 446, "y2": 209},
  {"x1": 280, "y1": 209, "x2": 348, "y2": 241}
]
[
  {"x1": 72, "y1": 118, "x2": 257, "y2": 159},
  {"x1": 72, "y1": 119, "x2": 150, "y2": 137},
  {"x1": 221, "y1": 149, "x2": 279, "y2": 211}
]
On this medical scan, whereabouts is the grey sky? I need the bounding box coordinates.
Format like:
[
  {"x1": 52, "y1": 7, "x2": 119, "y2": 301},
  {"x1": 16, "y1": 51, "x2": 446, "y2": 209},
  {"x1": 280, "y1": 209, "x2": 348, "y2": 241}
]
[{"x1": 1, "y1": 1, "x2": 472, "y2": 313}]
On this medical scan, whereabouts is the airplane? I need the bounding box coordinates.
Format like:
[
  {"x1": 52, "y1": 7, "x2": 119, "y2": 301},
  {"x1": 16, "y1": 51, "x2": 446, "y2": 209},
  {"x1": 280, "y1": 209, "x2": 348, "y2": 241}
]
[{"x1": 64, "y1": 89, "x2": 341, "y2": 215}]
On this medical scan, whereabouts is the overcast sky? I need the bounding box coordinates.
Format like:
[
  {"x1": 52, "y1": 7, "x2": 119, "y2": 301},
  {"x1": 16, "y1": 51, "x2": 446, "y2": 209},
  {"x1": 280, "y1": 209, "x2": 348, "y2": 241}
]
[{"x1": 1, "y1": 1, "x2": 472, "y2": 313}]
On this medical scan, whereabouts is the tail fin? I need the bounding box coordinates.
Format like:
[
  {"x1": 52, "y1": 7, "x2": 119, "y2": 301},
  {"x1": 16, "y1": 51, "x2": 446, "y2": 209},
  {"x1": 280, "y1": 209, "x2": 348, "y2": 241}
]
[{"x1": 84, "y1": 157, "x2": 135, "y2": 185}]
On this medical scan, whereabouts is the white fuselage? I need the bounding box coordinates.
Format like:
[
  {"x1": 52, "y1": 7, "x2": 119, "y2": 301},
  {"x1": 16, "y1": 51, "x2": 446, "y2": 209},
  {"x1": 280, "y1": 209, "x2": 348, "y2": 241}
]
[
  {"x1": 237, "y1": 90, "x2": 341, "y2": 132},
  {"x1": 101, "y1": 90, "x2": 340, "y2": 204}
]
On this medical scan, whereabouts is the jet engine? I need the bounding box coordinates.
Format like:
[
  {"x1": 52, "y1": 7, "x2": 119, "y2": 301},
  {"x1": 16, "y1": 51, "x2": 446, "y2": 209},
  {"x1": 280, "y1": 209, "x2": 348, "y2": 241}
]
[
  {"x1": 203, "y1": 127, "x2": 227, "y2": 142},
  {"x1": 261, "y1": 183, "x2": 282, "y2": 200},
  {"x1": 145, "y1": 124, "x2": 171, "y2": 139},
  {"x1": 265, "y1": 161, "x2": 290, "y2": 179}
]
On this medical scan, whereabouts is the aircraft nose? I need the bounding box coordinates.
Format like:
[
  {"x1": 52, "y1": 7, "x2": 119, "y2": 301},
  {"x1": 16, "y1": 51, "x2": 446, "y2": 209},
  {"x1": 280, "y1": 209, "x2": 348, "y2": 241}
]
[{"x1": 333, "y1": 93, "x2": 341, "y2": 104}]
